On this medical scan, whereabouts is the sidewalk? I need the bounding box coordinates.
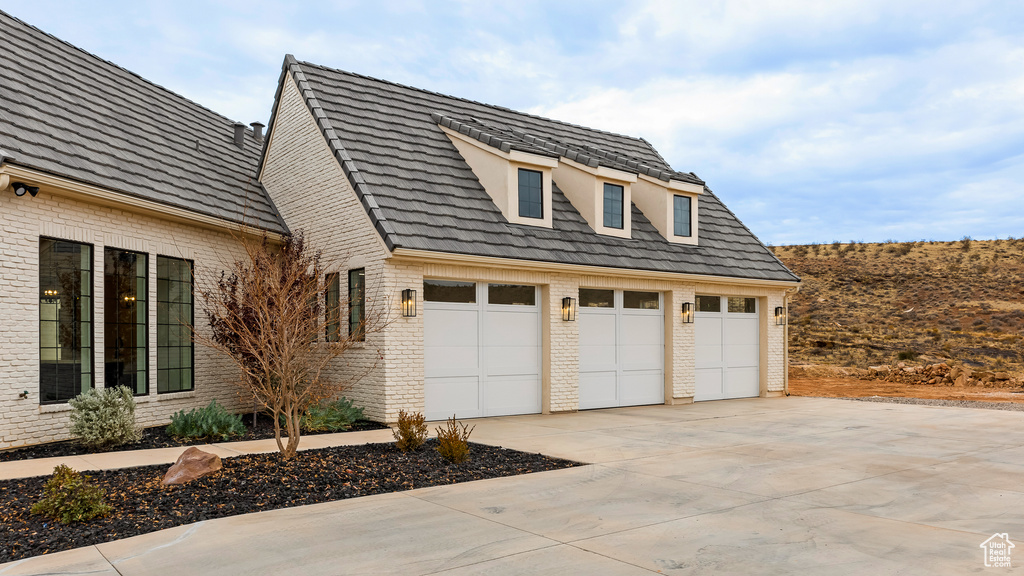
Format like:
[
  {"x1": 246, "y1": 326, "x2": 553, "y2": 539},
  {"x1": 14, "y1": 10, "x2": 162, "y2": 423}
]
[{"x1": 0, "y1": 427, "x2": 397, "y2": 481}]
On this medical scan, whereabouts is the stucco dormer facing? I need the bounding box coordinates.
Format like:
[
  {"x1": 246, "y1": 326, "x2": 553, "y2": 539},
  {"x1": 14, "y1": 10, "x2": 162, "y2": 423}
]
[
  {"x1": 552, "y1": 157, "x2": 636, "y2": 239},
  {"x1": 442, "y1": 126, "x2": 558, "y2": 228},
  {"x1": 632, "y1": 174, "x2": 703, "y2": 246}
]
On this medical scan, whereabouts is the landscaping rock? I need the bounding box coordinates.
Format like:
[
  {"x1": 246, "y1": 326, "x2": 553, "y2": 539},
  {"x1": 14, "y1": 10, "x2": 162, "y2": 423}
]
[{"x1": 162, "y1": 447, "x2": 222, "y2": 485}]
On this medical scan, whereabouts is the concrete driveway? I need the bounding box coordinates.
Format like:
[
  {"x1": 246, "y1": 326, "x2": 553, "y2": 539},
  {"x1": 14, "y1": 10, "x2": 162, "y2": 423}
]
[{"x1": 3, "y1": 397, "x2": 1023, "y2": 575}]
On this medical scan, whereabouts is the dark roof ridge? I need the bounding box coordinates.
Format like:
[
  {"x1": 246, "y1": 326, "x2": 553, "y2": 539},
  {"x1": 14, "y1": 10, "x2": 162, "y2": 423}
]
[
  {"x1": 283, "y1": 54, "x2": 399, "y2": 250},
  {"x1": 294, "y1": 58, "x2": 658, "y2": 151},
  {"x1": 0, "y1": 9, "x2": 256, "y2": 129}
]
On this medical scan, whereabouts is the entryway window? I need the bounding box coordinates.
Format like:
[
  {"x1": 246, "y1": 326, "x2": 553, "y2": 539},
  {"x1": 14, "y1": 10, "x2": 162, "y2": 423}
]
[
  {"x1": 105, "y1": 248, "x2": 148, "y2": 395},
  {"x1": 39, "y1": 238, "x2": 93, "y2": 404},
  {"x1": 156, "y1": 256, "x2": 194, "y2": 393}
]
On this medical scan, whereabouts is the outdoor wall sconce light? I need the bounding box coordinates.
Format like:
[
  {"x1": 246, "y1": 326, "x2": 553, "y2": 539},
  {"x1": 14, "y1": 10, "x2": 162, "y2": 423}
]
[
  {"x1": 561, "y1": 297, "x2": 578, "y2": 321},
  {"x1": 12, "y1": 182, "x2": 39, "y2": 197},
  {"x1": 401, "y1": 289, "x2": 417, "y2": 317},
  {"x1": 681, "y1": 302, "x2": 694, "y2": 323},
  {"x1": 775, "y1": 306, "x2": 787, "y2": 326}
]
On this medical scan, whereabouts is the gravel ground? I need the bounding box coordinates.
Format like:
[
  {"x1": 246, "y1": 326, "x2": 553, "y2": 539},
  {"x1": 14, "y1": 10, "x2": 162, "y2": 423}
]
[
  {"x1": 0, "y1": 414, "x2": 389, "y2": 463},
  {"x1": 838, "y1": 395, "x2": 1024, "y2": 411},
  {"x1": 0, "y1": 440, "x2": 581, "y2": 563}
]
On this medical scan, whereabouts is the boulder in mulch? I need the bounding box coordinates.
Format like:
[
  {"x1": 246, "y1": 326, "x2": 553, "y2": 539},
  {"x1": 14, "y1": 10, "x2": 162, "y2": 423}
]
[{"x1": 162, "y1": 447, "x2": 222, "y2": 485}]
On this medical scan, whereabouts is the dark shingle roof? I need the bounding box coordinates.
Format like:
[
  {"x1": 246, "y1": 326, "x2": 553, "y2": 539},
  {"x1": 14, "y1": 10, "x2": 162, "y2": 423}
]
[
  {"x1": 276, "y1": 56, "x2": 797, "y2": 282},
  {"x1": 0, "y1": 11, "x2": 286, "y2": 233}
]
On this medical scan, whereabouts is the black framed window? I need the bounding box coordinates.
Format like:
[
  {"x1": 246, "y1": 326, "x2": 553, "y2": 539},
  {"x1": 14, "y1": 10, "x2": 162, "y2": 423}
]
[
  {"x1": 157, "y1": 256, "x2": 193, "y2": 393},
  {"x1": 696, "y1": 295, "x2": 721, "y2": 312},
  {"x1": 349, "y1": 269, "x2": 365, "y2": 341},
  {"x1": 39, "y1": 238, "x2": 93, "y2": 403},
  {"x1": 673, "y1": 195, "x2": 692, "y2": 237},
  {"x1": 424, "y1": 279, "x2": 476, "y2": 303},
  {"x1": 105, "y1": 248, "x2": 148, "y2": 395},
  {"x1": 325, "y1": 272, "x2": 341, "y2": 342},
  {"x1": 518, "y1": 168, "x2": 543, "y2": 219},
  {"x1": 603, "y1": 183, "x2": 624, "y2": 229}
]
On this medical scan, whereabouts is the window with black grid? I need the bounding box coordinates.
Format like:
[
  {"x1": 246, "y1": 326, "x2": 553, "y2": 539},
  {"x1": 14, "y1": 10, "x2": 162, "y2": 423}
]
[
  {"x1": 157, "y1": 256, "x2": 194, "y2": 393},
  {"x1": 39, "y1": 238, "x2": 94, "y2": 404},
  {"x1": 105, "y1": 248, "x2": 148, "y2": 395}
]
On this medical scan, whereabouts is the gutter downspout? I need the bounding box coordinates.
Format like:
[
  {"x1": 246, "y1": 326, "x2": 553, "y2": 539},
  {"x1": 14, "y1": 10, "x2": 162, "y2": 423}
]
[{"x1": 784, "y1": 285, "x2": 801, "y2": 396}]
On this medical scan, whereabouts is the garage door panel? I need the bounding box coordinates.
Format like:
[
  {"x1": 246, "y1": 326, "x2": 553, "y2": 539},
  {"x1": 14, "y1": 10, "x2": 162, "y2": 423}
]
[
  {"x1": 485, "y1": 344, "x2": 540, "y2": 377},
  {"x1": 621, "y1": 314, "x2": 662, "y2": 346},
  {"x1": 695, "y1": 368, "x2": 724, "y2": 401},
  {"x1": 725, "y1": 344, "x2": 758, "y2": 368},
  {"x1": 424, "y1": 309, "x2": 479, "y2": 346},
  {"x1": 724, "y1": 367, "x2": 759, "y2": 398},
  {"x1": 695, "y1": 317, "x2": 723, "y2": 369},
  {"x1": 725, "y1": 318, "x2": 758, "y2": 346},
  {"x1": 484, "y1": 375, "x2": 541, "y2": 416},
  {"x1": 619, "y1": 370, "x2": 664, "y2": 406},
  {"x1": 425, "y1": 376, "x2": 480, "y2": 421},
  {"x1": 620, "y1": 344, "x2": 662, "y2": 371},
  {"x1": 579, "y1": 371, "x2": 617, "y2": 410},
  {"x1": 424, "y1": 346, "x2": 478, "y2": 379},
  {"x1": 580, "y1": 314, "x2": 616, "y2": 346},
  {"x1": 484, "y1": 310, "x2": 539, "y2": 345}
]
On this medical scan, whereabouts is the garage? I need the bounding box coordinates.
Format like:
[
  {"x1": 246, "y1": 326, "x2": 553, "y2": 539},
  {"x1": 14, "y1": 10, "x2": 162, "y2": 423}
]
[
  {"x1": 694, "y1": 295, "x2": 760, "y2": 401},
  {"x1": 578, "y1": 289, "x2": 664, "y2": 409},
  {"x1": 423, "y1": 280, "x2": 541, "y2": 421}
]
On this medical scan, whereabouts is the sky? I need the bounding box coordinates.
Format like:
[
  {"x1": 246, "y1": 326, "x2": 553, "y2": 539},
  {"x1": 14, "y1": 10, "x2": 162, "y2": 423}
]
[{"x1": 6, "y1": 1, "x2": 1023, "y2": 245}]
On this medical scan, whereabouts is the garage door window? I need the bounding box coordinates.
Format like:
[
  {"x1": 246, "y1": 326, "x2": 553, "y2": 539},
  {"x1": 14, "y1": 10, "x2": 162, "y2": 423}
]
[
  {"x1": 623, "y1": 290, "x2": 659, "y2": 309},
  {"x1": 579, "y1": 288, "x2": 613, "y2": 308},
  {"x1": 488, "y1": 284, "x2": 535, "y2": 305},
  {"x1": 424, "y1": 280, "x2": 476, "y2": 303},
  {"x1": 728, "y1": 297, "x2": 756, "y2": 313},
  {"x1": 696, "y1": 295, "x2": 720, "y2": 312}
]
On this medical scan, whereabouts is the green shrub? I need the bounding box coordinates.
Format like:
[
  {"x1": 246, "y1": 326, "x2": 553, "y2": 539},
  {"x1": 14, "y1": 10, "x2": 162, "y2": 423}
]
[
  {"x1": 69, "y1": 386, "x2": 141, "y2": 449},
  {"x1": 31, "y1": 465, "x2": 111, "y2": 524},
  {"x1": 435, "y1": 415, "x2": 475, "y2": 464},
  {"x1": 299, "y1": 397, "x2": 364, "y2": 432},
  {"x1": 167, "y1": 400, "x2": 245, "y2": 441},
  {"x1": 393, "y1": 409, "x2": 428, "y2": 452},
  {"x1": 897, "y1": 349, "x2": 919, "y2": 361}
]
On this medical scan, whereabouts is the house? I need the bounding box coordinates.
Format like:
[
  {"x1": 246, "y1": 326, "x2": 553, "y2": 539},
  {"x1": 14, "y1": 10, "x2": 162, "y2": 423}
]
[
  {"x1": 0, "y1": 11, "x2": 799, "y2": 448},
  {"x1": 258, "y1": 56, "x2": 799, "y2": 422},
  {"x1": 0, "y1": 11, "x2": 285, "y2": 448}
]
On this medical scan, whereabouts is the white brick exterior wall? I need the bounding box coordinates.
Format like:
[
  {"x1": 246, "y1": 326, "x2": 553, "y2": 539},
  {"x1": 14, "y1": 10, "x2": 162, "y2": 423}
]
[
  {"x1": 259, "y1": 75, "x2": 393, "y2": 421},
  {"x1": 0, "y1": 189, "x2": 253, "y2": 449}
]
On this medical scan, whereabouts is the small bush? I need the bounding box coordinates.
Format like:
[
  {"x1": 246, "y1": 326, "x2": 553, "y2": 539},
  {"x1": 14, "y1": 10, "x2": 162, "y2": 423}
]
[
  {"x1": 897, "y1": 349, "x2": 919, "y2": 361},
  {"x1": 69, "y1": 386, "x2": 142, "y2": 449},
  {"x1": 393, "y1": 410, "x2": 428, "y2": 452},
  {"x1": 435, "y1": 415, "x2": 475, "y2": 464},
  {"x1": 167, "y1": 400, "x2": 245, "y2": 441},
  {"x1": 31, "y1": 465, "x2": 111, "y2": 524},
  {"x1": 293, "y1": 397, "x2": 364, "y2": 433}
]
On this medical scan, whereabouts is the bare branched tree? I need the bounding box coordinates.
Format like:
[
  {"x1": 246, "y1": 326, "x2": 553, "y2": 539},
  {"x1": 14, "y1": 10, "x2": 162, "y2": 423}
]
[{"x1": 196, "y1": 232, "x2": 386, "y2": 459}]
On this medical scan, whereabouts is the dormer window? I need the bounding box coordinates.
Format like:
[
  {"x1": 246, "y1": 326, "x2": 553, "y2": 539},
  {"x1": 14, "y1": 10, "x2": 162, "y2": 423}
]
[
  {"x1": 518, "y1": 169, "x2": 543, "y2": 219},
  {"x1": 673, "y1": 195, "x2": 691, "y2": 237},
  {"x1": 603, "y1": 183, "x2": 624, "y2": 229}
]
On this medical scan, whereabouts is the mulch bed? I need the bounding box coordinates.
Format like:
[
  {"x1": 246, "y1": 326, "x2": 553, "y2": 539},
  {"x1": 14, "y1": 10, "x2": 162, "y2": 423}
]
[
  {"x1": 0, "y1": 413, "x2": 389, "y2": 463},
  {"x1": 0, "y1": 440, "x2": 582, "y2": 563}
]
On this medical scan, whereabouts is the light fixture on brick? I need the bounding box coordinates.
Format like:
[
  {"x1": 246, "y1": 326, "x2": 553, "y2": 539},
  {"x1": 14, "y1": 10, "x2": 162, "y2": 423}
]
[
  {"x1": 401, "y1": 289, "x2": 417, "y2": 317},
  {"x1": 561, "y1": 297, "x2": 577, "y2": 321},
  {"x1": 11, "y1": 181, "x2": 39, "y2": 197},
  {"x1": 681, "y1": 302, "x2": 694, "y2": 323},
  {"x1": 775, "y1": 306, "x2": 787, "y2": 325}
]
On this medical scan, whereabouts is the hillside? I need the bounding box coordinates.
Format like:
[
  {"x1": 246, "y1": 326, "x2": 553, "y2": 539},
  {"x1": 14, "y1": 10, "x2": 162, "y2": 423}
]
[{"x1": 772, "y1": 238, "x2": 1024, "y2": 378}]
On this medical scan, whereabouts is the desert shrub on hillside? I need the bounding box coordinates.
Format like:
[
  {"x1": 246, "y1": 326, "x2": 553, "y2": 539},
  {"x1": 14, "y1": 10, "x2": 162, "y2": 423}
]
[{"x1": 960, "y1": 236, "x2": 972, "y2": 251}]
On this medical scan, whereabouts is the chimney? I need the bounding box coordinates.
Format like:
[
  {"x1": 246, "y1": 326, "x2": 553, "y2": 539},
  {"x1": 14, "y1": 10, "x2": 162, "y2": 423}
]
[
  {"x1": 232, "y1": 122, "x2": 246, "y2": 147},
  {"x1": 250, "y1": 121, "x2": 265, "y2": 142}
]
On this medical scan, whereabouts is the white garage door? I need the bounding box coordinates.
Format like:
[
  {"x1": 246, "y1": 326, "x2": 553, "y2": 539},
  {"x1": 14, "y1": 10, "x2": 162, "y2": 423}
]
[
  {"x1": 424, "y1": 280, "x2": 541, "y2": 421},
  {"x1": 695, "y1": 295, "x2": 760, "y2": 401},
  {"x1": 579, "y1": 289, "x2": 664, "y2": 410}
]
